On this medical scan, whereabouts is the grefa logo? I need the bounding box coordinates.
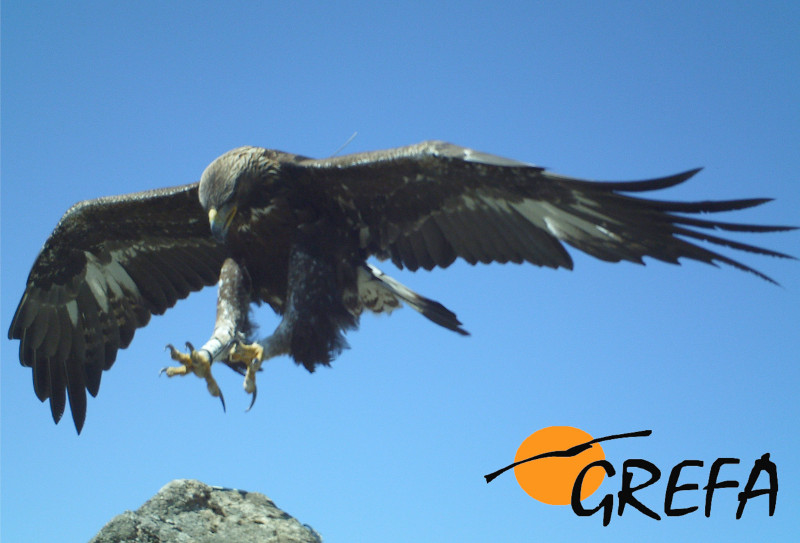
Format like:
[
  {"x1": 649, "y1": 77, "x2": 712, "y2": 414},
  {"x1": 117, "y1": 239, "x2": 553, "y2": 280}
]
[{"x1": 485, "y1": 426, "x2": 777, "y2": 526}]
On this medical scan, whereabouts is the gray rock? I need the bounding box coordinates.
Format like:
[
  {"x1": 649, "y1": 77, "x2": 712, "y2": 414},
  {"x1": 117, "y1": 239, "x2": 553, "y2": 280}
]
[{"x1": 89, "y1": 479, "x2": 322, "y2": 543}]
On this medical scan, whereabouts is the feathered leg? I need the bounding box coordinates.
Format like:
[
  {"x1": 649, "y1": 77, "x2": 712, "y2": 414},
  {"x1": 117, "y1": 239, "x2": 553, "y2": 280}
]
[
  {"x1": 161, "y1": 257, "x2": 252, "y2": 409},
  {"x1": 230, "y1": 237, "x2": 358, "y2": 408}
]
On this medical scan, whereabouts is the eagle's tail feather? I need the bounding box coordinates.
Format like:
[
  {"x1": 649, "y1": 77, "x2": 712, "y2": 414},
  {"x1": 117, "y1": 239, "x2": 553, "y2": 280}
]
[{"x1": 364, "y1": 264, "x2": 469, "y2": 336}]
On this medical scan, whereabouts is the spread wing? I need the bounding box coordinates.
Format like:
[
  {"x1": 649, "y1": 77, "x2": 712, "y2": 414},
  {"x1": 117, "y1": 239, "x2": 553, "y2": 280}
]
[
  {"x1": 301, "y1": 141, "x2": 795, "y2": 280},
  {"x1": 8, "y1": 183, "x2": 227, "y2": 433}
]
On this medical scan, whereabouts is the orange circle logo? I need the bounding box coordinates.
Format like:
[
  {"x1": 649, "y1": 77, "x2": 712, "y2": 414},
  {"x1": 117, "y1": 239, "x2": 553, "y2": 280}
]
[{"x1": 514, "y1": 426, "x2": 606, "y2": 505}]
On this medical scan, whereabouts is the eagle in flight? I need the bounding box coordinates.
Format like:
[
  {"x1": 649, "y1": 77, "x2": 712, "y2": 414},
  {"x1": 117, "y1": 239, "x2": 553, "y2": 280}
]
[{"x1": 8, "y1": 141, "x2": 794, "y2": 433}]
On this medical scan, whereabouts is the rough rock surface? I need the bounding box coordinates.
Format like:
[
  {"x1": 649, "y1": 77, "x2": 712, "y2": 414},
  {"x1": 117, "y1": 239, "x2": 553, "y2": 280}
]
[{"x1": 89, "y1": 479, "x2": 322, "y2": 543}]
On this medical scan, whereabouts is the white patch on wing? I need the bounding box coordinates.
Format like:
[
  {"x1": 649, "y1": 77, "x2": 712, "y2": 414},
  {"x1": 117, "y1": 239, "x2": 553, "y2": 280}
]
[
  {"x1": 356, "y1": 264, "x2": 402, "y2": 315},
  {"x1": 104, "y1": 260, "x2": 138, "y2": 301},
  {"x1": 84, "y1": 255, "x2": 111, "y2": 313},
  {"x1": 594, "y1": 225, "x2": 621, "y2": 241},
  {"x1": 543, "y1": 216, "x2": 567, "y2": 239},
  {"x1": 54, "y1": 248, "x2": 155, "y2": 343},
  {"x1": 66, "y1": 300, "x2": 79, "y2": 327},
  {"x1": 509, "y1": 199, "x2": 551, "y2": 230},
  {"x1": 511, "y1": 199, "x2": 622, "y2": 243},
  {"x1": 83, "y1": 250, "x2": 145, "y2": 314},
  {"x1": 460, "y1": 195, "x2": 480, "y2": 211},
  {"x1": 461, "y1": 148, "x2": 534, "y2": 168}
]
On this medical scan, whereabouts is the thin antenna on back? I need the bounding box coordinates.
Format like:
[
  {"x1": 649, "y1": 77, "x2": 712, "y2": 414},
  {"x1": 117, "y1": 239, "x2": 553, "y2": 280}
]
[{"x1": 331, "y1": 132, "x2": 358, "y2": 157}]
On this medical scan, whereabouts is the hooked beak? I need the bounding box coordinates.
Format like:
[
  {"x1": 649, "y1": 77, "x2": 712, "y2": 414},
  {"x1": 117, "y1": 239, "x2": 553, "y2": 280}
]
[{"x1": 208, "y1": 204, "x2": 237, "y2": 242}]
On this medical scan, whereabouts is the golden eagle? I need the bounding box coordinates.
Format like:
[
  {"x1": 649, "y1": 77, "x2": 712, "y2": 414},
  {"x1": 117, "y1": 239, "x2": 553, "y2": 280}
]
[{"x1": 8, "y1": 141, "x2": 794, "y2": 432}]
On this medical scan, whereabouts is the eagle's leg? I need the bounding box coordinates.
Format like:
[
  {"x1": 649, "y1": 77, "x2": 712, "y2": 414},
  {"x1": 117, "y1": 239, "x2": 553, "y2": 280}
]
[
  {"x1": 160, "y1": 258, "x2": 252, "y2": 410},
  {"x1": 231, "y1": 234, "x2": 359, "y2": 408},
  {"x1": 229, "y1": 342, "x2": 263, "y2": 394},
  {"x1": 229, "y1": 331, "x2": 289, "y2": 410}
]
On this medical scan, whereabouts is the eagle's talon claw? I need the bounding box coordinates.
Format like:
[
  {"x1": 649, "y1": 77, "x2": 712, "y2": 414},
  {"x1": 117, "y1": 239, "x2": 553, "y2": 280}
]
[
  {"x1": 162, "y1": 342, "x2": 224, "y2": 406},
  {"x1": 243, "y1": 363, "x2": 259, "y2": 410},
  {"x1": 229, "y1": 342, "x2": 264, "y2": 412},
  {"x1": 166, "y1": 343, "x2": 193, "y2": 367},
  {"x1": 245, "y1": 387, "x2": 257, "y2": 412}
]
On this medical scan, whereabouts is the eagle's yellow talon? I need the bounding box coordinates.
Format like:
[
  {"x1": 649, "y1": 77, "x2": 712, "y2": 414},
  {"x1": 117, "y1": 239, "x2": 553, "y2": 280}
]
[
  {"x1": 229, "y1": 342, "x2": 264, "y2": 409},
  {"x1": 163, "y1": 343, "x2": 192, "y2": 370},
  {"x1": 229, "y1": 342, "x2": 264, "y2": 364},
  {"x1": 161, "y1": 343, "x2": 223, "y2": 406}
]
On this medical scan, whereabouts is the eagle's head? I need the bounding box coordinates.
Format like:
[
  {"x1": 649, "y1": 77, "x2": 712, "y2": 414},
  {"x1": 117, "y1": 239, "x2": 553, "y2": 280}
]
[{"x1": 199, "y1": 146, "x2": 280, "y2": 242}]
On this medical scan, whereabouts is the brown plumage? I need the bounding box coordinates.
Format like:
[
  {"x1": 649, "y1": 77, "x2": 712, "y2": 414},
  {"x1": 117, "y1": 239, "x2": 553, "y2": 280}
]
[{"x1": 8, "y1": 141, "x2": 795, "y2": 432}]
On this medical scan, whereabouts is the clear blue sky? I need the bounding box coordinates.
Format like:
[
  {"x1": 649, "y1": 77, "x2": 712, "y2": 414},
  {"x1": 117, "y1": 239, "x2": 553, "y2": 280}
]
[{"x1": 2, "y1": 2, "x2": 798, "y2": 541}]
